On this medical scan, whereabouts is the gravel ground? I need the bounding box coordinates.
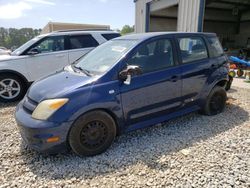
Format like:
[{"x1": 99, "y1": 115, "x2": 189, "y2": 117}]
[
  {"x1": 0, "y1": 86, "x2": 249, "y2": 188},
  {"x1": 232, "y1": 77, "x2": 250, "y2": 90}
]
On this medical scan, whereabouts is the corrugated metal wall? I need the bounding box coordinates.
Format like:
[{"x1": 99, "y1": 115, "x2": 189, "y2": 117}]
[
  {"x1": 135, "y1": 0, "x2": 152, "y2": 33},
  {"x1": 177, "y1": 0, "x2": 201, "y2": 32},
  {"x1": 135, "y1": 0, "x2": 202, "y2": 33}
]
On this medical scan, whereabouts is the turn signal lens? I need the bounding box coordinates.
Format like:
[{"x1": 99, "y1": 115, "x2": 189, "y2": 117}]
[
  {"x1": 49, "y1": 100, "x2": 68, "y2": 110},
  {"x1": 46, "y1": 136, "x2": 60, "y2": 143}
]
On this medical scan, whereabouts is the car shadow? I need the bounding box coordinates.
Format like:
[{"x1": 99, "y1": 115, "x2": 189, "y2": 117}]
[
  {"x1": 20, "y1": 102, "x2": 249, "y2": 181},
  {"x1": 227, "y1": 88, "x2": 238, "y2": 93},
  {"x1": 0, "y1": 102, "x2": 18, "y2": 109}
]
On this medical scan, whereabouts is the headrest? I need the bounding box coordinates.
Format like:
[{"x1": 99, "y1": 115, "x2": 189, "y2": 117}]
[
  {"x1": 192, "y1": 44, "x2": 205, "y2": 52},
  {"x1": 138, "y1": 45, "x2": 149, "y2": 56}
]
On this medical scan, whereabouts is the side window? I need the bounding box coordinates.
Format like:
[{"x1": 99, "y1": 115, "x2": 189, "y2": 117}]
[
  {"x1": 178, "y1": 37, "x2": 208, "y2": 63},
  {"x1": 69, "y1": 35, "x2": 99, "y2": 49},
  {"x1": 207, "y1": 37, "x2": 224, "y2": 57},
  {"x1": 33, "y1": 36, "x2": 64, "y2": 53},
  {"x1": 102, "y1": 33, "x2": 121, "y2": 40},
  {"x1": 127, "y1": 39, "x2": 174, "y2": 74}
]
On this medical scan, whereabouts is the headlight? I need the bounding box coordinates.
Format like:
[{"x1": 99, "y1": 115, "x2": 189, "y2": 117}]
[{"x1": 32, "y1": 98, "x2": 69, "y2": 120}]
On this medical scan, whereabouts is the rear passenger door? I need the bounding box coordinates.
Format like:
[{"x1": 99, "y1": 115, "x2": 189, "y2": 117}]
[
  {"x1": 176, "y1": 35, "x2": 211, "y2": 107},
  {"x1": 120, "y1": 37, "x2": 182, "y2": 125},
  {"x1": 67, "y1": 34, "x2": 99, "y2": 63}
]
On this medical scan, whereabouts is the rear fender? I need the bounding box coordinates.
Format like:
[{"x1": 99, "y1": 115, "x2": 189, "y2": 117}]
[{"x1": 198, "y1": 67, "x2": 229, "y2": 108}]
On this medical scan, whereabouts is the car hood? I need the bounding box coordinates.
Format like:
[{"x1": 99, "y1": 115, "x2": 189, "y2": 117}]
[
  {"x1": 28, "y1": 69, "x2": 97, "y2": 102},
  {"x1": 0, "y1": 54, "x2": 24, "y2": 62}
]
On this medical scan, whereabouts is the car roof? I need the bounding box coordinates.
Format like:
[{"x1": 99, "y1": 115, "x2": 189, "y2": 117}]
[
  {"x1": 40, "y1": 30, "x2": 119, "y2": 37},
  {"x1": 115, "y1": 32, "x2": 217, "y2": 41}
]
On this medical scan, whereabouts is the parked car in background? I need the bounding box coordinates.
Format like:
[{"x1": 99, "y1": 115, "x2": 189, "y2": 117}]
[
  {"x1": 0, "y1": 47, "x2": 11, "y2": 55},
  {"x1": 15, "y1": 32, "x2": 229, "y2": 157},
  {"x1": 0, "y1": 30, "x2": 120, "y2": 102}
]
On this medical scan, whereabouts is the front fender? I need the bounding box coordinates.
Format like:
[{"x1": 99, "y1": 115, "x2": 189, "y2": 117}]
[
  {"x1": 48, "y1": 80, "x2": 125, "y2": 133},
  {"x1": 0, "y1": 59, "x2": 31, "y2": 81}
]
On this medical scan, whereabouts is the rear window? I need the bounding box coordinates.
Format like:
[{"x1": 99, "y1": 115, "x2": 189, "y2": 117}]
[
  {"x1": 101, "y1": 33, "x2": 121, "y2": 40},
  {"x1": 207, "y1": 36, "x2": 224, "y2": 57},
  {"x1": 69, "y1": 35, "x2": 99, "y2": 49}
]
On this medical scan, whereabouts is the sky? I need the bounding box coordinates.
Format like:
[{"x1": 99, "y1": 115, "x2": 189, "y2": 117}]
[{"x1": 0, "y1": 0, "x2": 135, "y2": 30}]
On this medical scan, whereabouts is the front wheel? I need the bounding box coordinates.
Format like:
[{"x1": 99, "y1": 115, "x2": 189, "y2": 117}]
[
  {"x1": 0, "y1": 74, "x2": 27, "y2": 102},
  {"x1": 202, "y1": 86, "x2": 227, "y2": 116},
  {"x1": 69, "y1": 111, "x2": 117, "y2": 157}
]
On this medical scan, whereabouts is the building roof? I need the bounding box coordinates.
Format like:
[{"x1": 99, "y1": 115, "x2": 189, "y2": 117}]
[{"x1": 41, "y1": 22, "x2": 110, "y2": 34}]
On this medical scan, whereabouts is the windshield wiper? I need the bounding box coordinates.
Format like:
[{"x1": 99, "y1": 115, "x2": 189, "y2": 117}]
[{"x1": 73, "y1": 65, "x2": 92, "y2": 77}]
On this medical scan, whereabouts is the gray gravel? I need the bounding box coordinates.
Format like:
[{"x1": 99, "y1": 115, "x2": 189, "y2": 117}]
[{"x1": 0, "y1": 86, "x2": 250, "y2": 188}]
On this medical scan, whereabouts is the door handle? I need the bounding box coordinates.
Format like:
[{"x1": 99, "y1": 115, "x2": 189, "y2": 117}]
[{"x1": 170, "y1": 75, "x2": 179, "y2": 82}]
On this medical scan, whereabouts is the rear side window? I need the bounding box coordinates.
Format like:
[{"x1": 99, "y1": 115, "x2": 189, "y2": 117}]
[
  {"x1": 178, "y1": 37, "x2": 208, "y2": 64},
  {"x1": 207, "y1": 37, "x2": 224, "y2": 57},
  {"x1": 102, "y1": 33, "x2": 121, "y2": 40},
  {"x1": 69, "y1": 35, "x2": 99, "y2": 49}
]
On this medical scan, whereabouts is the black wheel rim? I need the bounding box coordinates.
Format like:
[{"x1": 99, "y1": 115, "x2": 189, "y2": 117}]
[
  {"x1": 209, "y1": 93, "x2": 224, "y2": 114},
  {"x1": 80, "y1": 121, "x2": 108, "y2": 150}
]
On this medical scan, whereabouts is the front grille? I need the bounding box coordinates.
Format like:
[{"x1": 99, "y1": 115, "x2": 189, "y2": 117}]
[{"x1": 23, "y1": 96, "x2": 38, "y2": 114}]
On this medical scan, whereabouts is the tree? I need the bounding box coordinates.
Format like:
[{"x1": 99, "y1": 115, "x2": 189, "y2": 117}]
[
  {"x1": 0, "y1": 27, "x2": 41, "y2": 49},
  {"x1": 0, "y1": 27, "x2": 8, "y2": 47},
  {"x1": 120, "y1": 25, "x2": 134, "y2": 35}
]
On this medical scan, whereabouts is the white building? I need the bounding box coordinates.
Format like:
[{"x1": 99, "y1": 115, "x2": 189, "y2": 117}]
[{"x1": 134, "y1": 0, "x2": 250, "y2": 48}]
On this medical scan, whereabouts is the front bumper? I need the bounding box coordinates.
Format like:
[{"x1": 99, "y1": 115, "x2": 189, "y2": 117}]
[{"x1": 15, "y1": 100, "x2": 73, "y2": 154}]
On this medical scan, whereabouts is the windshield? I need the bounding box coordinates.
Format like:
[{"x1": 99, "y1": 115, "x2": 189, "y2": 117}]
[
  {"x1": 11, "y1": 36, "x2": 42, "y2": 56},
  {"x1": 75, "y1": 40, "x2": 138, "y2": 75}
]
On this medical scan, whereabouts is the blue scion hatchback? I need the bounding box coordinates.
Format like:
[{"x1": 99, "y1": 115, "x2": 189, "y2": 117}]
[{"x1": 15, "y1": 32, "x2": 230, "y2": 156}]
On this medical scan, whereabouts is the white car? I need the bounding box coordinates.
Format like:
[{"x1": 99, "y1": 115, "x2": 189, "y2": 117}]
[
  {"x1": 0, "y1": 47, "x2": 11, "y2": 55},
  {"x1": 0, "y1": 30, "x2": 120, "y2": 102}
]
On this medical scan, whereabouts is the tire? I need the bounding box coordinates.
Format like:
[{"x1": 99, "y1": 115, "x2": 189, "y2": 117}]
[
  {"x1": 0, "y1": 74, "x2": 27, "y2": 102},
  {"x1": 203, "y1": 86, "x2": 227, "y2": 116},
  {"x1": 68, "y1": 111, "x2": 117, "y2": 157},
  {"x1": 237, "y1": 69, "x2": 244, "y2": 77}
]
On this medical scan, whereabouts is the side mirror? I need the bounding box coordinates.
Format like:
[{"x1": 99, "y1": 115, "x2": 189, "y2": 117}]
[
  {"x1": 27, "y1": 48, "x2": 39, "y2": 55},
  {"x1": 224, "y1": 48, "x2": 228, "y2": 52},
  {"x1": 119, "y1": 65, "x2": 142, "y2": 85}
]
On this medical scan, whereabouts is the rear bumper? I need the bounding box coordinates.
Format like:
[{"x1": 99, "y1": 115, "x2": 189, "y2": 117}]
[{"x1": 15, "y1": 100, "x2": 73, "y2": 154}]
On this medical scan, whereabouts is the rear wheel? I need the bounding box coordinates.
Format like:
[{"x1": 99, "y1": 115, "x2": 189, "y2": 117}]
[
  {"x1": 0, "y1": 74, "x2": 27, "y2": 102},
  {"x1": 69, "y1": 111, "x2": 116, "y2": 157},
  {"x1": 202, "y1": 86, "x2": 227, "y2": 116}
]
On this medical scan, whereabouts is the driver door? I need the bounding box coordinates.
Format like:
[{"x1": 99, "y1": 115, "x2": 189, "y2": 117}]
[
  {"x1": 25, "y1": 36, "x2": 69, "y2": 81},
  {"x1": 120, "y1": 37, "x2": 182, "y2": 126}
]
